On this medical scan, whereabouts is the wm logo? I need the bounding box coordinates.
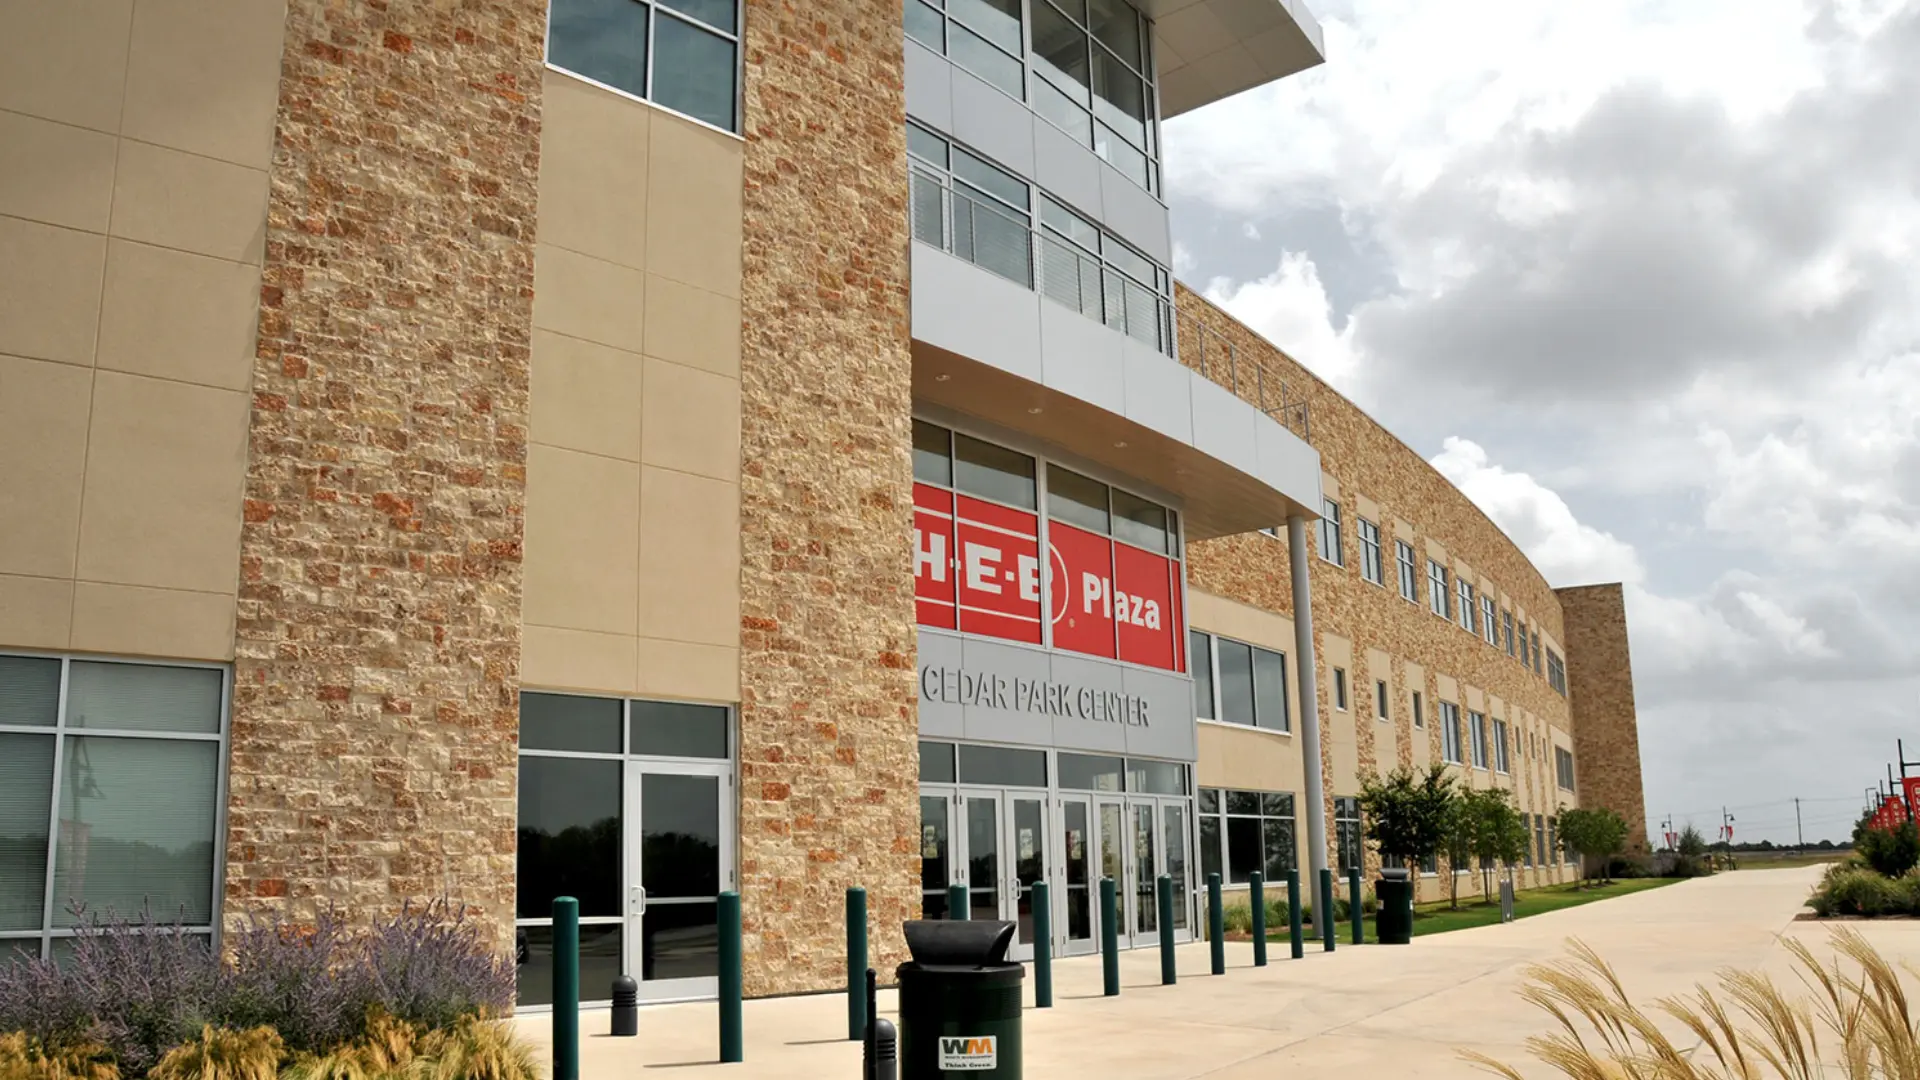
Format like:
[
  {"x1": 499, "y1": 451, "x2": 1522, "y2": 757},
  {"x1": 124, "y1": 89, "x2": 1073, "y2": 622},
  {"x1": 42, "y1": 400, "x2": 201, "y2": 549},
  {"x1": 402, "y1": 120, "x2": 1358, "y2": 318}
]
[{"x1": 938, "y1": 1034, "x2": 997, "y2": 1070}]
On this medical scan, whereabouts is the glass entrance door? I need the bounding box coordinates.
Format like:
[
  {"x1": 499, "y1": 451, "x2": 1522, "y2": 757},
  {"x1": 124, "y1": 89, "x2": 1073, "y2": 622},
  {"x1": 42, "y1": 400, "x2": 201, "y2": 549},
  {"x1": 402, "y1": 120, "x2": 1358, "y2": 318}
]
[
  {"x1": 1093, "y1": 797, "x2": 1129, "y2": 946},
  {"x1": 960, "y1": 791, "x2": 1003, "y2": 924},
  {"x1": 1132, "y1": 802, "x2": 1160, "y2": 941},
  {"x1": 625, "y1": 763, "x2": 732, "y2": 1002},
  {"x1": 1161, "y1": 800, "x2": 1192, "y2": 942},
  {"x1": 1006, "y1": 795, "x2": 1047, "y2": 960},
  {"x1": 920, "y1": 795, "x2": 953, "y2": 919},
  {"x1": 1056, "y1": 797, "x2": 1095, "y2": 956}
]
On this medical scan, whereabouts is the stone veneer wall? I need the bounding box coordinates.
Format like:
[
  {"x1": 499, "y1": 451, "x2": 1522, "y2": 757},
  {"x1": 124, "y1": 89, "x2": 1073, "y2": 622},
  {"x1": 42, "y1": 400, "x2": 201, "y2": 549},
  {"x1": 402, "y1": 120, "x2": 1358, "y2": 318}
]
[
  {"x1": 225, "y1": 0, "x2": 545, "y2": 941},
  {"x1": 1557, "y1": 583, "x2": 1648, "y2": 854},
  {"x1": 1175, "y1": 285, "x2": 1602, "y2": 898},
  {"x1": 735, "y1": 2, "x2": 921, "y2": 995}
]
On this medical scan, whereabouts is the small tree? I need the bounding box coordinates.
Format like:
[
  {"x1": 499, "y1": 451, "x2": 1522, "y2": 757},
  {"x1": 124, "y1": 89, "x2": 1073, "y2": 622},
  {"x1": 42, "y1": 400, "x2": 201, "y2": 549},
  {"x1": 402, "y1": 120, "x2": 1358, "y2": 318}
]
[
  {"x1": 1858, "y1": 819, "x2": 1920, "y2": 878},
  {"x1": 1559, "y1": 806, "x2": 1630, "y2": 886},
  {"x1": 1468, "y1": 788, "x2": 1530, "y2": 898},
  {"x1": 1359, "y1": 764, "x2": 1456, "y2": 877}
]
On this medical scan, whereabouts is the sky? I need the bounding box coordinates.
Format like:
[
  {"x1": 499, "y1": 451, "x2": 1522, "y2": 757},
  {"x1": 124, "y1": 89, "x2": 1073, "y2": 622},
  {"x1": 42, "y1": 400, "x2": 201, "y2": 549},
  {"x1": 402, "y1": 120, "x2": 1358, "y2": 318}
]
[{"x1": 1162, "y1": 0, "x2": 1920, "y2": 845}]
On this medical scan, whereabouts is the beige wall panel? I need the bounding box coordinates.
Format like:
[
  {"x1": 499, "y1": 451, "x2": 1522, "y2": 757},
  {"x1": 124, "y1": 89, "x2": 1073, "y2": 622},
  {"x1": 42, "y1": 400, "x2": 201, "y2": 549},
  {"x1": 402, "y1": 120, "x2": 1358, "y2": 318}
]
[
  {"x1": 75, "y1": 372, "x2": 248, "y2": 593},
  {"x1": 1435, "y1": 672, "x2": 1459, "y2": 704},
  {"x1": 645, "y1": 115, "x2": 743, "y2": 298},
  {"x1": 0, "y1": 112, "x2": 118, "y2": 232},
  {"x1": 0, "y1": 0, "x2": 134, "y2": 132},
  {"x1": 96, "y1": 239, "x2": 261, "y2": 391},
  {"x1": 1197, "y1": 721, "x2": 1303, "y2": 794},
  {"x1": 0, "y1": 355, "x2": 92, "y2": 579},
  {"x1": 0, "y1": 218, "x2": 107, "y2": 366},
  {"x1": 537, "y1": 72, "x2": 650, "y2": 270},
  {"x1": 1187, "y1": 589, "x2": 1294, "y2": 650},
  {"x1": 0, "y1": 573, "x2": 74, "y2": 650},
  {"x1": 643, "y1": 274, "x2": 741, "y2": 378},
  {"x1": 636, "y1": 465, "x2": 739, "y2": 646},
  {"x1": 1354, "y1": 493, "x2": 1379, "y2": 523},
  {"x1": 522, "y1": 443, "x2": 641, "y2": 636},
  {"x1": 531, "y1": 244, "x2": 648, "y2": 354},
  {"x1": 635, "y1": 638, "x2": 741, "y2": 704},
  {"x1": 640, "y1": 358, "x2": 741, "y2": 482},
  {"x1": 120, "y1": 0, "x2": 286, "y2": 168},
  {"x1": 109, "y1": 140, "x2": 267, "y2": 263},
  {"x1": 529, "y1": 329, "x2": 645, "y2": 462},
  {"x1": 522, "y1": 623, "x2": 637, "y2": 697},
  {"x1": 69, "y1": 581, "x2": 232, "y2": 660}
]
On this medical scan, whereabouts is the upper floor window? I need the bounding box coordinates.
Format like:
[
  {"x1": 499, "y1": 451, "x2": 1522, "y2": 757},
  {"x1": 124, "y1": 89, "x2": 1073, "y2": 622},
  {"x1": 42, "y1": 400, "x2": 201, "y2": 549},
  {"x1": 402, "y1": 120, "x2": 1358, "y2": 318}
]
[
  {"x1": 1547, "y1": 649, "x2": 1567, "y2": 695},
  {"x1": 1331, "y1": 667, "x2": 1348, "y2": 711},
  {"x1": 908, "y1": 125, "x2": 1174, "y2": 356},
  {"x1": 1532, "y1": 631, "x2": 1543, "y2": 675},
  {"x1": 1493, "y1": 718, "x2": 1510, "y2": 773},
  {"x1": 1427, "y1": 560, "x2": 1450, "y2": 619},
  {"x1": 547, "y1": 0, "x2": 742, "y2": 132},
  {"x1": 1357, "y1": 518, "x2": 1383, "y2": 585},
  {"x1": 1438, "y1": 701, "x2": 1462, "y2": 764},
  {"x1": 1335, "y1": 796, "x2": 1362, "y2": 873},
  {"x1": 1192, "y1": 631, "x2": 1288, "y2": 732},
  {"x1": 1555, "y1": 746, "x2": 1576, "y2": 791},
  {"x1": 1468, "y1": 710, "x2": 1487, "y2": 768},
  {"x1": 1480, "y1": 595, "x2": 1497, "y2": 646},
  {"x1": 1395, "y1": 540, "x2": 1418, "y2": 602},
  {"x1": 1458, "y1": 580, "x2": 1476, "y2": 634},
  {"x1": 1375, "y1": 679, "x2": 1389, "y2": 720},
  {"x1": 1318, "y1": 499, "x2": 1344, "y2": 566},
  {"x1": 1411, "y1": 690, "x2": 1424, "y2": 728},
  {"x1": 1502, "y1": 610, "x2": 1515, "y2": 657},
  {"x1": 906, "y1": 0, "x2": 1025, "y2": 99}
]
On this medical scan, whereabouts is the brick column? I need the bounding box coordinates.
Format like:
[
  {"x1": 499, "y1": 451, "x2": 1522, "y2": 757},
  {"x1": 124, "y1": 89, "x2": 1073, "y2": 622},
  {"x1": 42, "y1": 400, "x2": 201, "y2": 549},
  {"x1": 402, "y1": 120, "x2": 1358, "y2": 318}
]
[
  {"x1": 1557, "y1": 584, "x2": 1648, "y2": 854},
  {"x1": 225, "y1": 0, "x2": 547, "y2": 943}
]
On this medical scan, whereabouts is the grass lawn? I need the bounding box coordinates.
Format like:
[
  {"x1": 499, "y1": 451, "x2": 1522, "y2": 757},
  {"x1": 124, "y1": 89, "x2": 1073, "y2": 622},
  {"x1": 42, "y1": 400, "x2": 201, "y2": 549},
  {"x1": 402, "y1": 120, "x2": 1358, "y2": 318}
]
[
  {"x1": 1272, "y1": 877, "x2": 1684, "y2": 944},
  {"x1": 1727, "y1": 851, "x2": 1844, "y2": 870}
]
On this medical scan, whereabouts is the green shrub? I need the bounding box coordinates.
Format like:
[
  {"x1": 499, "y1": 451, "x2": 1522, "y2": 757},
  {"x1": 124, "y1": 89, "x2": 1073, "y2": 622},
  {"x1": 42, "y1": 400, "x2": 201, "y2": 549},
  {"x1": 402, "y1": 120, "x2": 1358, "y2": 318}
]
[
  {"x1": 1858, "y1": 821, "x2": 1920, "y2": 878},
  {"x1": 1222, "y1": 905, "x2": 1254, "y2": 935},
  {"x1": 1811, "y1": 866, "x2": 1900, "y2": 916},
  {"x1": 1264, "y1": 898, "x2": 1289, "y2": 928}
]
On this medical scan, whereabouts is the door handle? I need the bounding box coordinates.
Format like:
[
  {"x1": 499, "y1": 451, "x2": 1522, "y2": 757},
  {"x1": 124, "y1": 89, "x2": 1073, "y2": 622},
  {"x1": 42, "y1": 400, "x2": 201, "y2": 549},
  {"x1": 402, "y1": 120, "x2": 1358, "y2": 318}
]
[{"x1": 631, "y1": 885, "x2": 647, "y2": 915}]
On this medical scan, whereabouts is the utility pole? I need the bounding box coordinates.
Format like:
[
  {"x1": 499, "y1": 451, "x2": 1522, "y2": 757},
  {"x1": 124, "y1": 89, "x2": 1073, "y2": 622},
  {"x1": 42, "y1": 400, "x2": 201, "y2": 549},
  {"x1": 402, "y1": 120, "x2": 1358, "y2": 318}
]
[
  {"x1": 1720, "y1": 806, "x2": 1735, "y2": 861},
  {"x1": 1795, "y1": 797, "x2": 1804, "y2": 854}
]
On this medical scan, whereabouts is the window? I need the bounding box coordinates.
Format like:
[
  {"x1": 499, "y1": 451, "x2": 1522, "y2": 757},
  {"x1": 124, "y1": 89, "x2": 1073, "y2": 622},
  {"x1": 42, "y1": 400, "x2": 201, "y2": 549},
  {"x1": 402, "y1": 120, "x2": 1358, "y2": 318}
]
[
  {"x1": 1375, "y1": 680, "x2": 1389, "y2": 721},
  {"x1": 1468, "y1": 711, "x2": 1487, "y2": 769},
  {"x1": 1458, "y1": 580, "x2": 1476, "y2": 633},
  {"x1": 904, "y1": 0, "x2": 1024, "y2": 98},
  {"x1": 1411, "y1": 690, "x2": 1424, "y2": 728},
  {"x1": 1555, "y1": 747, "x2": 1575, "y2": 791},
  {"x1": 1502, "y1": 610, "x2": 1515, "y2": 657},
  {"x1": 1396, "y1": 540, "x2": 1418, "y2": 602},
  {"x1": 1358, "y1": 519, "x2": 1383, "y2": 585},
  {"x1": 1199, "y1": 789, "x2": 1295, "y2": 884},
  {"x1": 1421, "y1": 852, "x2": 1439, "y2": 875},
  {"x1": 1195, "y1": 632, "x2": 1288, "y2": 732},
  {"x1": 1548, "y1": 649, "x2": 1567, "y2": 696},
  {"x1": 1523, "y1": 817, "x2": 1534, "y2": 867},
  {"x1": 1317, "y1": 499, "x2": 1344, "y2": 566},
  {"x1": 1493, "y1": 718, "x2": 1510, "y2": 773},
  {"x1": 1038, "y1": 195, "x2": 1175, "y2": 353},
  {"x1": 1427, "y1": 560, "x2": 1450, "y2": 619},
  {"x1": 0, "y1": 654, "x2": 228, "y2": 961},
  {"x1": 1548, "y1": 815, "x2": 1559, "y2": 863},
  {"x1": 1189, "y1": 631, "x2": 1214, "y2": 719},
  {"x1": 547, "y1": 0, "x2": 743, "y2": 132},
  {"x1": 1480, "y1": 596, "x2": 1497, "y2": 646},
  {"x1": 1535, "y1": 814, "x2": 1548, "y2": 867},
  {"x1": 1532, "y1": 631, "x2": 1543, "y2": 674},
  {"x1": 1334, "y1": 796, "x2": 1362, "y2": 874},
  {"x1": 1332, "y1": 667, "x2": 1348, "y2": 711},
  {"x1": 1439, "y1": 701, "x2": 1462, "y2": 764},
  {"x1": 1024, "y1": 0, "x2": 1162, "y2": 193}
]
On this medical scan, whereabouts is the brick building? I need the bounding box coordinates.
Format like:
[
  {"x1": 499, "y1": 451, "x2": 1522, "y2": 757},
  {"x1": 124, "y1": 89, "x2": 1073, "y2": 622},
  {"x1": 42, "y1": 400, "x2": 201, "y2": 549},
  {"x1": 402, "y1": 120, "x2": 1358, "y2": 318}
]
[{"x1": 0, "y1": 0, "x2": 1642, "y2": 1004}]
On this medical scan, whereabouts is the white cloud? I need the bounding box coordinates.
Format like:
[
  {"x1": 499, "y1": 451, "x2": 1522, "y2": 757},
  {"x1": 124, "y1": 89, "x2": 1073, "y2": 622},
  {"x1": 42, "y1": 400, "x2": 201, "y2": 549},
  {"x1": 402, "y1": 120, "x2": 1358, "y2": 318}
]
[
  {"x1": 1200, "y1": 252, "x2": 1363, "y2": 397},
  {"x1": 1429, "y1": 438, "x2": 1644, "y2": 586}
]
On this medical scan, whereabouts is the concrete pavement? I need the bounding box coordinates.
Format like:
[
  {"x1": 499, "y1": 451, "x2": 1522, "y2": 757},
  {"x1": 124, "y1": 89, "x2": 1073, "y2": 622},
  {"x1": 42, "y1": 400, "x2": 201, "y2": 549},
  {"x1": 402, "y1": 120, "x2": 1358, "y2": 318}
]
[{"x1": 513, "y1": 866, "x2": 1887, "y2": 1078}]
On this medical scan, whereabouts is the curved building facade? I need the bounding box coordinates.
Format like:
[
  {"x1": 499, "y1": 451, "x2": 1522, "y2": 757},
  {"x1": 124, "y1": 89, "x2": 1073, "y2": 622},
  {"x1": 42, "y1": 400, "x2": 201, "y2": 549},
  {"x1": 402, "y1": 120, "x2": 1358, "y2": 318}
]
[{"x1": 0, "y1": 0, "x2": 1641, "y2": 1004}]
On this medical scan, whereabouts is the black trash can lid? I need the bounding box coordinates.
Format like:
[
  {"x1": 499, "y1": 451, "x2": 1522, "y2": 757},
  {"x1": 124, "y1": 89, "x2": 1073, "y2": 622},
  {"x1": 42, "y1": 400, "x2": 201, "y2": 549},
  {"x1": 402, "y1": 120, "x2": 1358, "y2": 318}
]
[
  {"x1": 903, "y1": 919, "x2": 1016, "y2": 966},
  {"x1": 1379, "y1": 867, "x2": 1411, "y2": 882}
]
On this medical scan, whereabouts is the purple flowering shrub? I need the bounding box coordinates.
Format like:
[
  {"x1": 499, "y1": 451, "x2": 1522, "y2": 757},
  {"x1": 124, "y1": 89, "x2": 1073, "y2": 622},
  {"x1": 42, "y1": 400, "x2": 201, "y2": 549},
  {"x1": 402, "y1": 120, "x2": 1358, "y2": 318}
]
[{"x1": 0, "y1": 901, "x2": 513, "y2": 1077}]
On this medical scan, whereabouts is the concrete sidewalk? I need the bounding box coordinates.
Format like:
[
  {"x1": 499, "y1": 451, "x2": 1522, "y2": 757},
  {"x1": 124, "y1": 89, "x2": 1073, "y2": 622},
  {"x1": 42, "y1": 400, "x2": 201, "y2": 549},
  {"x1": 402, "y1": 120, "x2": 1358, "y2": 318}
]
[{"x1": 513, "y1": 866, "x2": 1868, "y2": 1078}]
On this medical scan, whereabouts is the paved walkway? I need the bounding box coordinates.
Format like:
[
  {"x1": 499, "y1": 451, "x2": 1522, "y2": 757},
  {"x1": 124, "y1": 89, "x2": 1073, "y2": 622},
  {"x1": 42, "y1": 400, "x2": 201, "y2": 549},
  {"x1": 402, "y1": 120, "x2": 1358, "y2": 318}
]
[{"x1": 513, "y1": 866, "x2": 1895, "y2": 1078}]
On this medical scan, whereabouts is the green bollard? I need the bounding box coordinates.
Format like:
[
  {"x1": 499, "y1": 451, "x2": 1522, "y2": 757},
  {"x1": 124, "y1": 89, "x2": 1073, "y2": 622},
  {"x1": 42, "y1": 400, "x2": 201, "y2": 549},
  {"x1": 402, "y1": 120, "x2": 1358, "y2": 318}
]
[
  {"x1": 1320, "y1": 868, "x2": 1336, "y2": 953},
  {"x1": 1032, "y1": 880, "x2": 1052, "y2": 1008},
  {"x1": 1207, "y1": 872, "x2": 1225, "y2": 975},
  {"x1": 552, "y1": 897, "x2": 579, "y2": 1080},
  {"x1": 948, "y1": 882, "x2": 969, "y2": 920},
  {"x1": 1250, "y1": 871, "x2": 1268, "y2": 967},
  {"x1": 846, "y1": 887, "x2": 867, "y2": 1041},
  {"x1": 1350, "y1": 867, "x2": 1364, "y2": 946},
  {"x1": 719, "y1": 890, "x2": 742, "y2": 1063},
  {"x1": 1100, "y1": 876, "x2": 1120, "y2": 996},
  {"x1": 1286, "y1": 869, "x2": 1304, "y2": 960},
  {"x1": 1157, "y1": 875, "x2": 1176, "y2": 986}
]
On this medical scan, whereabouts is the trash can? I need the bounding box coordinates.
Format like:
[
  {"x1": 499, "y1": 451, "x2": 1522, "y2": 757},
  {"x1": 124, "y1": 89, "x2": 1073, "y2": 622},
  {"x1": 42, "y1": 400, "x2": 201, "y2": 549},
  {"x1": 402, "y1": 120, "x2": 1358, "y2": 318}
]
[
  {"x1": 896, "y1": 919, "x2": 1024, "y2": 1079},
  {"x1": 1375, "y1": 867, "x2": 1414, "y2": 945}
]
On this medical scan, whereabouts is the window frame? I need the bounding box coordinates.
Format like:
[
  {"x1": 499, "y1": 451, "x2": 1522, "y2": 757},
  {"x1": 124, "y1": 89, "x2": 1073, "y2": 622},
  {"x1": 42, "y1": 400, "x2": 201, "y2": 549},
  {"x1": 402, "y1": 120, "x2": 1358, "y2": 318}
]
[
  {"x1": 1411, "y1": 690, "x2": 1424, "y2": 729},
  {"x1": 1395, "y1": 539, "x2": 1418, "y2": 603},
  {"x1": 1458, "y1": 579, "x2": 1476, "y2": 634},
  {"x1": 1332, "y1": 666, "x2": 1348, "y2": 711},
  {"x1": 1502, "y1": 610, "x2": 1515, "y2": 657},
  {"x1": 1199, "y1": 787, "x2": 1297, "y2": 884},
  {"x1": 1439, "y1": 701, "x2": 1462, "y2": 764},
  {"x1": 1318, "y1": 499, "x2": 1344, "y2": 567},
  {"x1": 1427, "y1": 560, "x2": 1450, "y2": 619},
  {"x1": 1334, "y1": 795, "x2": 1363, "y2": 874},
  {"x1": 1374, "y1": 679, "x2": 1389, "y2": 721},
  {"x1": 1493, "y1": 717, "x2": 1510, "y2": 774},
  {"x1": 1357, "y1": 518, "x2": 1383, "y2": 585},
  {"x1": 544, "y1": 0, "x2": 747, "y2": 135},
  {"x1": 1555, "y1": 746, "x2": 1576, "y2": 791},
  {"x1": 1192, "y1": 631, "x2": 1289, "y2": 734},
  {"x1": 1480, "y1": 595, "x2": 1497, "y2": 646},
  {"x1": 1468, "y1": 710, "x2": 1487, "y2": 769},
  {"x1": 0, "y1": 650, "x2": 232, "y2": 962}
]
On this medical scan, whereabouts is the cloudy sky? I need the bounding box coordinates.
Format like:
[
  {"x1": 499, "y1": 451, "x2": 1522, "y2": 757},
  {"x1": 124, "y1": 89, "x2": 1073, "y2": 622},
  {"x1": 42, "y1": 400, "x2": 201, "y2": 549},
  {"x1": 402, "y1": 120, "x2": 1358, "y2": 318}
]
[{"x1": 1163, "y1": 0, "x2": 1920, "y2": 844}]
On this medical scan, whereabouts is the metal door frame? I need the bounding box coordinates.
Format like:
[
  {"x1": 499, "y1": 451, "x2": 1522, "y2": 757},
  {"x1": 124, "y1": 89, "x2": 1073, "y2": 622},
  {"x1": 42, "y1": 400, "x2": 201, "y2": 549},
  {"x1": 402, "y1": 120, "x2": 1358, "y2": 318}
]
[
  {"x1": 1054, "y1": 794, "x2": 1098, "y2": 956},
  {"x1": 623, "y1": 759, "x2": 734, "y2": 1003}
]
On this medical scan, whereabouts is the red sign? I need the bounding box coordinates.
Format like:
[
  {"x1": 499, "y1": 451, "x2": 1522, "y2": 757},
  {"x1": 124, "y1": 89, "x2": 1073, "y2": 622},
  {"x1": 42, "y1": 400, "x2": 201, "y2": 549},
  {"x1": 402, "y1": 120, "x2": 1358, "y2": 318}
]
[
  {"x1": 1113, "y1": 543, "x2": 1175, "y2": 669},
  {"x1": 1048, "y1": 522, "x2": 1116, "y2": 658},
  {"x1": 914, "y1": 485, "x2": 956, "y2": 629},
  {"x1": 953, "y1": 495, "x2": 1042, "y2": 644}
]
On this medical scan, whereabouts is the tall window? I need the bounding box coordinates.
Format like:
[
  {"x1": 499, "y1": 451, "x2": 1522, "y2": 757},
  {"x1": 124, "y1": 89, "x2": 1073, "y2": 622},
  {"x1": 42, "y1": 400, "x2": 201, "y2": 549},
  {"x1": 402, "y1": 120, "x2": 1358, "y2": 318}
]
[
  {"x1": 1194, "y1": 632, "x2": 1287, "y2": 732},
  {"x1": 1199, "y1": 789, "x2": 1295, "y2": 884},
  {"x1": 1411, "y1": 690, "x2": 1424, "y2": 728},
  {"x1": 1427, "y1": 561, "x2": 1450, "y2": 619},
  {"x1": 1357, "y1": 519, "x2": 1383, "y2": 585},
  {"x1": 1439, "y1": 701, "x2": 1462, "y2": 764},
  {"x1": 1468, "y1": 711, "x2": 1487, "y2": 769},
  {"x1": 908, "y1": 126, "x2": 1175, "y2": 354},
  {"x1": 1024, "y1": 0, "x2": 1163, "y2": 193},
  {"x1": 1331, "y1": 667, "x2": 1348, "y2": 711},
  {"x1": 1502, "y1": 610, "x2": 1515, "y2": 656},
  {"x1": 1458, "y1": 580, "x2": 1476, "y2": 634},
  {"x1": 1396, "y1": 540, "x2": 1418, "y2": 602},
  {"x1": 1555, "y1": 747, "x2": 1576, "y2": 791},
  {"x1": 1548, "y1": 649, "x2": 1568, "y2": 695},
  {"x1": 1480, "y1": 596, "x2": 1497, "y2": 646},
  {"x1": 1318, "y1": 500, "x2": 1344, "y2": 566},
  {"x1": 546, "y1": 0, "x2": 743, "y2": 132},
  {"x1": 1548, "y1": 815, "x2": 1559, "y2": 863},
  {"x1": 905, "y1": 0, "x2": 1024, "y2": 98},
  {"x1": 1334, "y1": 796, "x2": 1362, "y2": 874},
  {"x1": 0, "y1": 654, "x2": 227, "y2": 961},
  {"x1": 1493, "y1": 718, "x2": 1510, "y2": 773},
  {"x1": 1535, "y1": 814, "x2": 1547, "y2": 867},
  {"x1": 1375, "y1": 680, "x2": 1389, "y2": 720},
  {"x1": 1532, "y1": 631, "x2": 1543, "y2": 674}
]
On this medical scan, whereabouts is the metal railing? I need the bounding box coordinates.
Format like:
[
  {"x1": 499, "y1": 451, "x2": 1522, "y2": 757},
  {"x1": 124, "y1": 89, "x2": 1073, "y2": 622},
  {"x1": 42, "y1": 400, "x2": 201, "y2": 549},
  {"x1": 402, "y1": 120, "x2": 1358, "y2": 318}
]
[
  {"x1": 911, "y1": 171, "x2": 1174, "y2": 356},
  {"x1": 1176, "y1": 311, "x2": 1312, "y2": 443}
]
